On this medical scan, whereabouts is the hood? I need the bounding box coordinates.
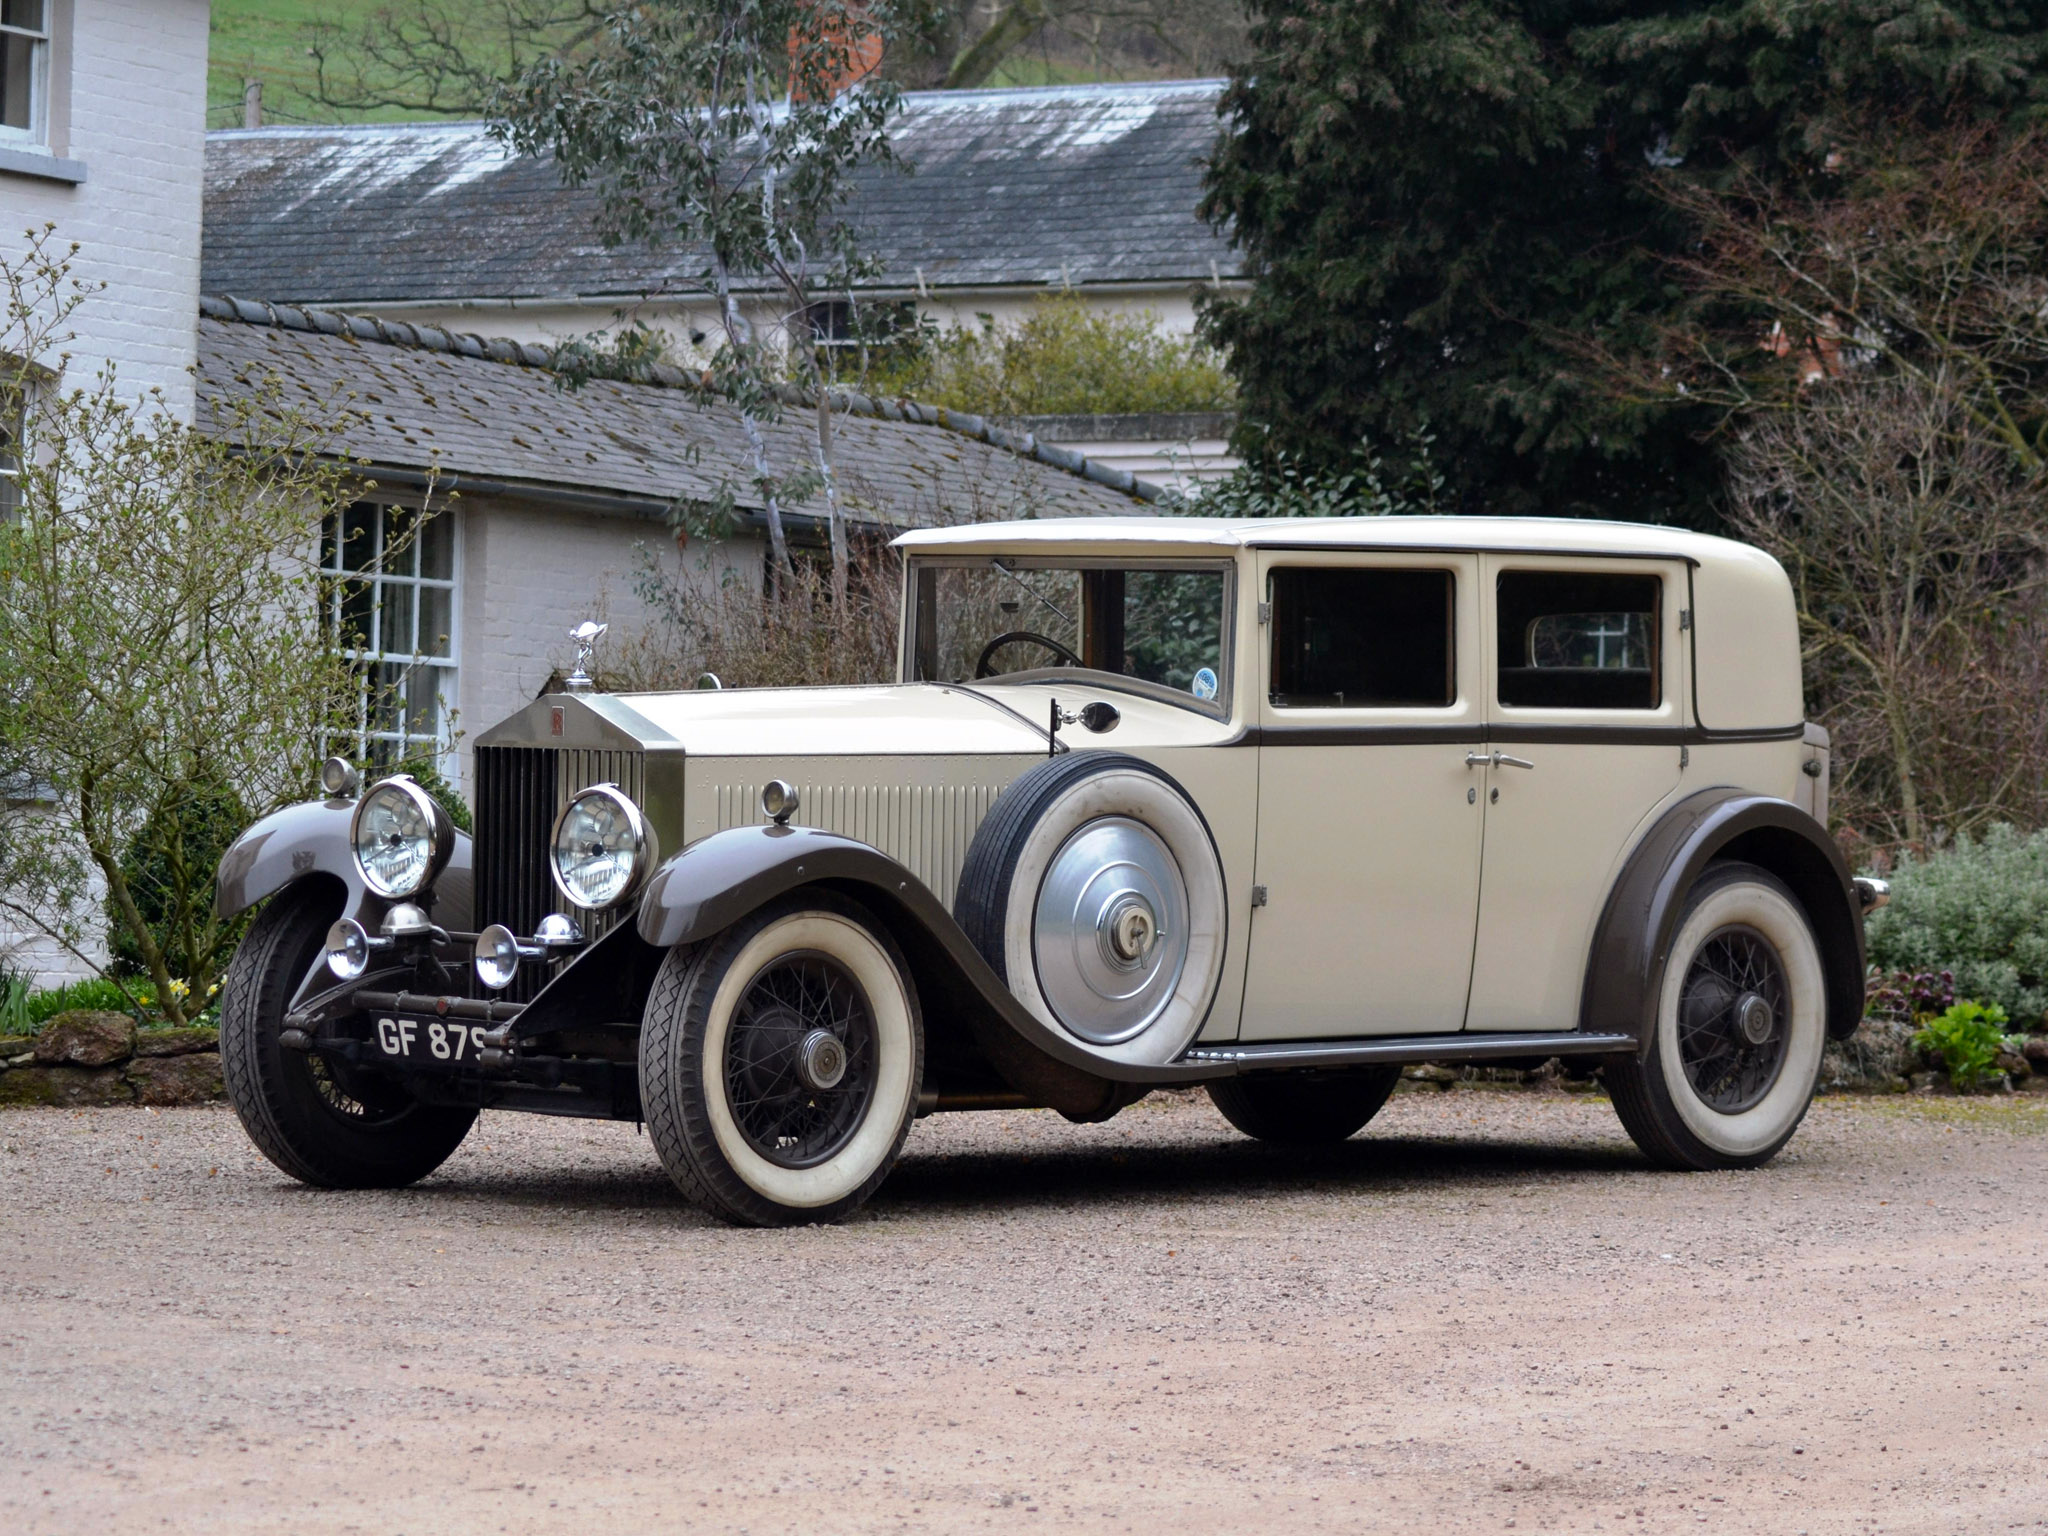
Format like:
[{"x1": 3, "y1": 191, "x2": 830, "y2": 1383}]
[{"x1": 473, "y1": 683, "x2": 1051, "y2": 758}]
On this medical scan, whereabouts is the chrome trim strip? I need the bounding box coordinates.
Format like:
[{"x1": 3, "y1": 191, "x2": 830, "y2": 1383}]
[{"x1": 1183, "y1": 1031, "x2": 1637, "y2": 1071}]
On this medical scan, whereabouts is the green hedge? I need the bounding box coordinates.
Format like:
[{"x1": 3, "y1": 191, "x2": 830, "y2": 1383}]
[{"x1": 1865, "y1": 825, "x2": 2048, "y2": 1029}]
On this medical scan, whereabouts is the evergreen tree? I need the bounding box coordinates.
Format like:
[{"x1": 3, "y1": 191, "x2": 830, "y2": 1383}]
[{"x1": 1200, "y1": 0, "x2": 2048, "y2": 525}]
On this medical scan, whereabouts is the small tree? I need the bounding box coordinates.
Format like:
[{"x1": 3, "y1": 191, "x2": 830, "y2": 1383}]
[
  {"x1": 491, "y1": 1, "x2": 911, "y2": 607},
  {"x1": 0, "y1": 231, "x2": 363, "y2": 1024}
]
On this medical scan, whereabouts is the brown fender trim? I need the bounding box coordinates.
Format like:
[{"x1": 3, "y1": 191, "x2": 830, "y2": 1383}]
[
  {"x1": 1581, "y1": 788, "x2": 1866, "y2": 1055},
  {"x1": 633, "y1": 824, "x2": 1217, "y2": 1095}
]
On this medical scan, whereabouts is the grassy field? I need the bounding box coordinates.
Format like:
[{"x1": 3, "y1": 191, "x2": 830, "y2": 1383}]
[{"x1": 207, "y1": 1, "x2": 1223, "y2": 129}]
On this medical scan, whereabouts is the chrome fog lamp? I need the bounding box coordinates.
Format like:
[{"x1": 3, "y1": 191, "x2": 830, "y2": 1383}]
[
  {"x1": 550, "y1": 784, "x2": 656, "y2": 910},
  {"x1": 325, "y1": 918, "x2": 372, "y2": 981},
  {"x1": 474, "y1": 924, "x2": 526, "y2": 992},
  {"x1": 320, "y1": 756, "x2": 361, "y2": 798},
  {"x1": 350, "y1": 776, "x2": 452, "y2": 899}
]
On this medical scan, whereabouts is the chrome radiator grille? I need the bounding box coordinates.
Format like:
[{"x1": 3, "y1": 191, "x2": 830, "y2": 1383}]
[{"x1": 474, "y1": 744, "x2": 645, "y2": 997}]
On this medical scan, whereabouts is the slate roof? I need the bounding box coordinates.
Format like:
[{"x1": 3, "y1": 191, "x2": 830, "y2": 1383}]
[
  {"x1": 201, "y1": 80, "x2": 1236, "y2": 307},
  {"x1": 194, "y1": 296, "x2": 1160, "y2": 524}
]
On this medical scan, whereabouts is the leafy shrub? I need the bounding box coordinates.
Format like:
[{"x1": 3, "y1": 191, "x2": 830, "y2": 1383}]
[
  {"x1": 1913, "y1": 1001, "x2": 2018, "y2": 1091},
  {"x1": 0, "y1": 960, "x2": 31, "y2": 1035},
  {"x1": 23, "y1": 975, "x2": 151, "y2": 1025},
  {"x1": 1864, "y1": 968, "x2": 1956, "y2": 1025},
  {"x1": 1163, "y1": 426, "x2": 1445, "y2": 520},
  {"x1": 106, "y1": 775, "x2": 247, "y2": 984},
  {"x1": 869, "y1": 292, "x2": 1235, "y2": 417},
  {"x1": 1864, "y1": 826, "x2": 2048, "y2": 1028}
]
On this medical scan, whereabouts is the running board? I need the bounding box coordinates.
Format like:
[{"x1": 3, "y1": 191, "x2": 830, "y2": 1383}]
[{"x1": 1179, "y1": 1031, "x2": 1636, "y2": 1074}]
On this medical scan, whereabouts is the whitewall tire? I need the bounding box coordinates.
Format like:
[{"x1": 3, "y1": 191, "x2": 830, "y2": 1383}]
[
  {"x1": 1607, "y1": 861, "x2": 1826, "y2": 1170},
  {"x1": 639, "y1": 893, "x2": 923, "y2": 1226}
]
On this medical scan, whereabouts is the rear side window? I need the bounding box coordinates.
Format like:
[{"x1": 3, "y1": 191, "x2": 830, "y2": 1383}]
[
  {"x1": 1496, "y1": 571, "x2": 1661, "y2": 709},
  {"x1": 1269, "y1": 567, "x2": 1454, "y2": 708}
]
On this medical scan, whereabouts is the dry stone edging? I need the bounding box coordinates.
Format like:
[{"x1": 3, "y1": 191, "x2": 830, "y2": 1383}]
[{"x1": 0, "y1": 1011, "x2": 224, "y2": 1108}]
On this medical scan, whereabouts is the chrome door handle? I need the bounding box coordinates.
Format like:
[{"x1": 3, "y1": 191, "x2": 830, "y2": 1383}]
[{"x1": 1465, "y1": 750, "x2": 1536, "y2": 770}]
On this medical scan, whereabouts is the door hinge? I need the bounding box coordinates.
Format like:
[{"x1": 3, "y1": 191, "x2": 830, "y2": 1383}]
[
  {"x1": 1680, "y1": 744, "x2": 1690, "y2": 770},
  {"x1": 1256, "y1": 601, "x2": 1271, "y2": 625},
  {"x1": 1679, "y1": 608, "x2": 1693, "y2": 631},
  {"x1": 1249, "y1": 884, "x2": 1269, "y2": 908}
]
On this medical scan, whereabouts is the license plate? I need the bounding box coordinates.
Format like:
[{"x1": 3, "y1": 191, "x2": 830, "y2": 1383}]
[{"x1": 372, "y1": 1016, "x2": 491, "y2": 1065}]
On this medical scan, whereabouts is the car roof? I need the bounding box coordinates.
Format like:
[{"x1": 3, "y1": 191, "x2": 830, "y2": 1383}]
[{"x1": 892, "y1": 515, "x2": 1750, "y2": 564}]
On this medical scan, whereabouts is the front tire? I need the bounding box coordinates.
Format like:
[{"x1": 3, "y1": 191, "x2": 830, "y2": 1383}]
[
  {"x1": 1606, "y1": 861, "x2": 1827, "y2": 1171},
  {"x1": 639, "y1": 892, "x2": 924, "y2": 1227},
  {"x1": 1208, "y1": 1066, "x2": 1402, "y2": 1144},
  {"x1": 219, "y1": 883, "x2": 477, "y2": 1189}
]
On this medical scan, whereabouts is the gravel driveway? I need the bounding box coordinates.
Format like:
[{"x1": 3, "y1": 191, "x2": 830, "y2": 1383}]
[{"x1": 2, "y1": 1088, "x2": 2043, "y2": 1534}]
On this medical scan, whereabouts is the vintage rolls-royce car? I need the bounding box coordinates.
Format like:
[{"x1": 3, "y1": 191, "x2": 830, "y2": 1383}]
[{"x1": 215, "y1": 517, "x2": 1883, "y2": 1226}]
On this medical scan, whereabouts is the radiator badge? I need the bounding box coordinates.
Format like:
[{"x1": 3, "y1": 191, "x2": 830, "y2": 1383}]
[{"x1": 550, "y1": 705, "x2": 565, "y2": 737}]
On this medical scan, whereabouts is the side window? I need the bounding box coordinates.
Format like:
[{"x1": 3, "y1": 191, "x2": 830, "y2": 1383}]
[
  {"x1": 1269, "y1": 567, "x2": 1454, "y2": 708},
  {"x1": 1496, "y1": 570, "x2": 1660, "y2": 710}
]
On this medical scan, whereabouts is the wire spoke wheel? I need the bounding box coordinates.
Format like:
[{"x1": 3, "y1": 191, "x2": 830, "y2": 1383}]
[
  {"x1": 1675, "y1": 923, "x2": 1790, "y2": 1114},
  {"x1": 722, "y1": 951, "x2": 878, "y2": 1169}
]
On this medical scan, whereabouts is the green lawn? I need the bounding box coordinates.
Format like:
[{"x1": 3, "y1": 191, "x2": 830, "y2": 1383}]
[{"x1": 209, "y1": 0, "x2": 437, "y2": 128}]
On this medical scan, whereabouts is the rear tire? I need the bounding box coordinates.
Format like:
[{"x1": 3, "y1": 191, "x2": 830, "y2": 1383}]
[
  {"x1": 219, "y1": 883, "x2": 477, "y2": 1189},
  {"x1": 639, "y1": 892, "x2": 923, "y2": 1227},
  {"x1": 1208, "y1": 1066, "x2": 1402, "y2": 1144},
  {"x1": 1606, "y1": 861, "x2": 1826, "y2": 1171}
]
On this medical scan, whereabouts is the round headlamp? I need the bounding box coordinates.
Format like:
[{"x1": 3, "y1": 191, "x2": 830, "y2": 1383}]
[
  {"x1": 350, "y1": 775, "x2": 452, "y2": 899},
  {"x1": 550, "y1": 784, "x2": 656, "y2": 911}
]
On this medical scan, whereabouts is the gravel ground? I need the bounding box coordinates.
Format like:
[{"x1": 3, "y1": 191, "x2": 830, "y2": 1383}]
[{"x1": 2, "y1": 1088, "x2": 2044, "y2": 1535}]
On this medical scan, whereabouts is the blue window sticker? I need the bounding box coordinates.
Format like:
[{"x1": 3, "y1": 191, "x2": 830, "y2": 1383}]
[{"x1": 1191, "y1": 666, "x2": 1219, "y2": 701}]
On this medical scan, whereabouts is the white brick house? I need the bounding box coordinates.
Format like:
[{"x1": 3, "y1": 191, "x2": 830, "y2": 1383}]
[
  {"x1": 1, "y1": 1, "x2": 209, "y2": 988},
  {"x1": 1, "y1": 0, "x2": 209, "y2": 415}
]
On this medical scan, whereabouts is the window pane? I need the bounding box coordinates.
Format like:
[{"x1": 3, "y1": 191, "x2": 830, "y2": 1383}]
[
  {"x1": 1269, "y1": 567, "x2": 1454, "y2": 708},
  {"x1": 0, "y1": 389, "x2": 20, "y2": 518},
  {"x1": 1496, "y1": 571, "x2": 1661, "y2": 709},
  {"x1": 340, "y1": 501, "x2": 375, "y2": 576},
  {"x1": 382, "y1": 503, "x2": 419, "y2": 578},
  {"x1": 0, "y1": 32, "x2": 33, "y2": 131},
  {"x1": 2, "y1": 3, "x2": 48, "y2": 33},
  {"x1": 1119, "y1": 571, "x2": 1226, "y2": 696},
  {"x1": 381, "y1": 577, "x2": 415, "y2": 657},
  {"x1": 418, "y1": 509, "x2": 454, "y2": 580},
  {"x1": 337, "y1": 577, "x2": 373, "y2": 651},
  {"x1": 418, "y1": 583, "x2": 453, "y2": 659}
]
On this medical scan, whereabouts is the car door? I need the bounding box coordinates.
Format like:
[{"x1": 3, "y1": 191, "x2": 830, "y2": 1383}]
[
  {"x1": 1463, "y1": 556, "x2": 1690, "y2": 1032},
  {"x1": 1239, "y1": 551, "x2": 1486, "y2": 1040}
]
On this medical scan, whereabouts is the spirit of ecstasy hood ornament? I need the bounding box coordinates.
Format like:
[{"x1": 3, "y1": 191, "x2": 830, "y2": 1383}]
[{"x1": 564, "y1": 620, "x2": 607, "y2": 694}]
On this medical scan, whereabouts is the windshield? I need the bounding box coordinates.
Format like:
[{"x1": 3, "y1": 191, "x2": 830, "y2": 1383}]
[{"x1": 907, "y1": 558, "x2": 1232, "y2": 711}]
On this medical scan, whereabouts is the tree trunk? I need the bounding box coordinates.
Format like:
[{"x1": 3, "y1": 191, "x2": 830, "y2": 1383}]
[
  {"x1": 944, "y1": 0, "x2": 1052, "y2": 89},
  {"x1": 708, "y1": 249, "x2": 794, "y2": 580}
]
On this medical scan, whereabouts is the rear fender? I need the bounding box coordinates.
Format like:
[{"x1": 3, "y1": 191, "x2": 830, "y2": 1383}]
[
  {"x1": 214, "y1": 798, "x2": 474, "y2": 931},
  {"x1": 1582, "y1": 788, "x2": 1865, "y2": 1055}
]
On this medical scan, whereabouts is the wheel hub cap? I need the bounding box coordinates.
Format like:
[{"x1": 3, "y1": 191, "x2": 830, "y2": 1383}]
[
  {"x1": 797, "y1": 1027, "x2": 848, "y2": 1090},
  {"x1": 1735, "y1": 991, "x2": 1775, "y2": 1046},
  {"x1": 1033, "y1": 816, "x2": 1190, "y2": 1045}
]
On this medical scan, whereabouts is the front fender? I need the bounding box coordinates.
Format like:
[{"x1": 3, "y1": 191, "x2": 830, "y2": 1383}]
[
  {"x1": 214, "y1": 798, "x2": 473, "y2": 930},
  {"x1": 633, "y1": 825, "x2": 1195, "y2": 1098},
  {"x1": 1582, "y1": 788, "x2": 1865, "y2": 1055}
]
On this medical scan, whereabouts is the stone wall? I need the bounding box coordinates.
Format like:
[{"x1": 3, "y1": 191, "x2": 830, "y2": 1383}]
[{"x1": 0, "y1": 1013, "x2": 223, "y2": 1108}]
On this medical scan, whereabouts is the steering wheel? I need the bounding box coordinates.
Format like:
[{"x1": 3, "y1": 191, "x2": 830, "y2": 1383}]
[{"x1": 974, "y1": 630, "x2": 1084, "y2": 679}]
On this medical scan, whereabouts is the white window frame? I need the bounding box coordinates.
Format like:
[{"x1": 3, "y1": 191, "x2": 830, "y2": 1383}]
[
  {"x1": 322, "y1": 498, "x2": 462, "y2": 775},
  {"x1": 0, "y1": 2, "x2": 51, "y2": 149}
]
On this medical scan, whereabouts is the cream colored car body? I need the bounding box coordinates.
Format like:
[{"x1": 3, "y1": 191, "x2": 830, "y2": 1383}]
[{"x1": 570, "y1": 515, "x2": 1819, "y2": 1047}]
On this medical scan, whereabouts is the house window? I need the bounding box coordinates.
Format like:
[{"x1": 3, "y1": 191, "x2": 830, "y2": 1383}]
[
  {"x1": 0, "y1": 1, "x2": 50, "y2": 145},
  {"x1": 322, "y1": 501, "x2": 459, "y2": 770},
  {"x1": 0, "y1": 385, "x2": 21, "y2": 518}
]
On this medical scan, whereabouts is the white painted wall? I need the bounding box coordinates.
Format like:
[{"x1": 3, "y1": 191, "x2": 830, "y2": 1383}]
[
  {"x1": 1, "y1": 1, "x2": 210, "y2": 990},
  {"x1": 455, "y1": 496, "x2": 762, "y2": 798},
  {"x1": 0, "y1": 0, "x2": 209, "y2": 417},
  {"x1": 353, "y1": 283, "x2": 1227, "y2": 359}
]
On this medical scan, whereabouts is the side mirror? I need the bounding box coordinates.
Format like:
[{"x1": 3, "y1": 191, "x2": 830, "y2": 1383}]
[{"x1": 1077, "y1": 701, "x2": 1120, "y2": 734}]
